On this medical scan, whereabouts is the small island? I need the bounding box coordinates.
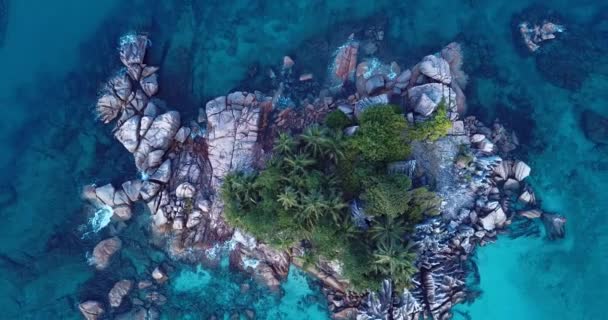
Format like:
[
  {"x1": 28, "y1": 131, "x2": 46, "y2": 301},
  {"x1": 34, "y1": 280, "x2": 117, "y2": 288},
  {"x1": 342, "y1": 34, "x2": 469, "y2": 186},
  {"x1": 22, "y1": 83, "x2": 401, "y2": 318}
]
[{"x1": 79, "y1": 30, "x2": 565, "y2": 320}]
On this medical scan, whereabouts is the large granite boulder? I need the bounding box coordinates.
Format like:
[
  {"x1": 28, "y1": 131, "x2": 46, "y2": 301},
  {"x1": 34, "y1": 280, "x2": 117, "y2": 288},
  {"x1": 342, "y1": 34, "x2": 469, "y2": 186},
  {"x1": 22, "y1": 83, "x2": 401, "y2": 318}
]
[
  {"x1": 332, "y1": 38, "x2": 359, "y2": 84},
  {"x1": 134, "y1": 111, "x2": 181, "y2": 171},
  {"x1": 91, "y1": 237, "x2": 122, "y2": 270},
  {"x1": 419, "y1": 55, "x2": 452, "y2": 84},
  {"x1": 205, "y1": 93, "x2": 260, "y2": 187},
  {"x1": 408, "y1": 83, "x2": 456, "y2": 116}
]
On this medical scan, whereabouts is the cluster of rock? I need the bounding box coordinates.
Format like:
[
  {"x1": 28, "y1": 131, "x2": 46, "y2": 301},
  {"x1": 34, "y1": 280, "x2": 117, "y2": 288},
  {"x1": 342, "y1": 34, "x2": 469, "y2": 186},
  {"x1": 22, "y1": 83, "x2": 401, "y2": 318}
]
[
  {"x1": 519, "y1": 20, "x2": 565, "y2": 52},
  {"x1": 328, "y1": 37, "x2": 467, "y2": 127},
  {"x1": 80, "y1": 30, "x2": 567, "y2": 320},
  {"x1": 81, "y1": 33, "x2": 301, "y2": 318},
  {"x1": 356, "y1": 114, "x2": 566, "y2": 319},
  {"x1": 79, "y1": 265, "x2": 171, "y2": 320}
]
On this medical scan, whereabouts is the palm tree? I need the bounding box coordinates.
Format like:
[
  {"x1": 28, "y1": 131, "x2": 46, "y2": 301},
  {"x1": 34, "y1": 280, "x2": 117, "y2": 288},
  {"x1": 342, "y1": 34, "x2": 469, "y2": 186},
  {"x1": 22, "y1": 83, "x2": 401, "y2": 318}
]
[
  {"x1": 277, "y1": 187, "x2": 299, "y2": 210},
  {"x1": 296, "y1": 191, "x2": 328, "y2": 229},
  {"x1": 300, "y1": 125, "x2": 330, "y2": 158},
  {"x1": 226, "y1": 173, "x2": 257, "y2": 206},
  {"x1": 284, "y1": 154, "x2": 316, "y2": 175},
  {"x1": 325, "y1": 191, "x2": 347, "y2": 225},
  {"x1": 274, "y1": 132, "x2": 296, "y2": 155},
  {"x1": 323, "y1": 132, "x2": 345, "y2": 164},
  {"x1": 372, "y1": 240, "x2": 417, "y2": 282},
  {"x1": 369, "y1": 216, "x2": 406, "y2": 245}
]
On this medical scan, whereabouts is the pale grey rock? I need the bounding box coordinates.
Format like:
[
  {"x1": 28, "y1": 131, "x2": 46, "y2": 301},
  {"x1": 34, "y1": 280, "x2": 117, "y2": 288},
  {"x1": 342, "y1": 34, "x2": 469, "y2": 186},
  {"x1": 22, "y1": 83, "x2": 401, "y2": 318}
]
[
  {"x1": 143, "y1": 101, "x2": 158, "y2": 117},
  {"x1": 338, "y1": 105, "x2": 353, "y2": 115},
  {"x1": 408, "y1": 83, "x2": 456, "y2": 116},
  {"x1": 109, "y1": 72, "x2": 133, "y2": 101},
  {"x1": 206, "y1": 94, "x2": 260, "y2": 187},
  {"x1": 119, "y1": 33, "x2": 148, "y2": 67},
  {"x1": 393, "y1": 69, "x2": 412, "y2": 89},
  {"x1": 96, "y1": 93, "x2": 123, "y2": 124},
  {"x1": 92, "y1": 237, "x2": 122, "y2": 270},
  {"x1": 79, "y1": 301, "x2": 104, "y2": 320},
  {"x1": 513, "y1": 160, "x2": 531, "y2": 181},
  {"x1": 146, "y1": 150, "x2": 165, "y2": 169},
  {"x1": 95, "y1": 184, "x2": 116, "y2": 207},
  {"x1": 172, "y1": 217, "x2": 184, "y2": 230},
  {"x1": 142, "y1": 66, "x2": 159, "y2": 78},
  {"x1": 365, "y1": 75, "x2": 385, "y2": 95},
  {"x1": 113, "y1": 205, "x2": 133, "y2": 221},
  {"x1": 174, "y1": 126, "x2": 191, "y2": 144},
  {"x1": 518, "y1": 190, "x2": 535, "y2": 205},
  {"x1": 504, "y1": 178, "x2": 520, "y2": 191},
  {"x1": 152, "y1": 267, "x2": 168, "y2": 283},
  {"x1": 344, "y1": 125, "x2": 359, "y2": 136},
  {"x1": 519, "y1": 209, "x2": 542, "y2": 219},
  {"x1": 186, "y1": 210, "x2": 202, "y2": 228},
  {"x1": 135, "y1": 111, "x2": 180, "y2": 170},
  {"x1": 471, "y1": 133, "x2": 486, "y2": 143},
  {"x1": 140, "y1": 181, "x2": 162, "y2": 201},
  {"x1": 129, "y1": 89, "x2": 148, "y2": 112},
  {"x1": 196, "y1": 198, "x2": 211, "y2": 213},
  {"x1": 151, "y1": 208, "x2": 168, "y2": 226},
  {"x1": 419, "y1": 54, "x2": 452, "y2": 84},
  {"x1": 175, "y1": 182, "x2": 196, "y2": 199},
  {"x1": 109, "y1": 280, "x2": 133, "y2": 308},
  {"x1": 113, "y1": 189, "x2": 131, "y2": 206},
  {"x1": 122, "y1": 180, "x2": 142, "y2": 202},
  {"x1": 141, "y1": 73, "x2": 158, "y2": 97},
  {"x1": 493, "y1": 160, "x2": 512, "y2": 180},
  {"x1": 139, "y1": 115, "x2": 153, "y2": 138},
  {"x1": 478, "y1": 139, "x2": 495, "y2": 153},
  {"x1": 448, "y1": 120, "x2": 465, "y2": 135},
  {"x1": 150, "y1": 160, "x2": 171, "y2": 184},
  {"x1": 480, "y1": 207, "x2": 506, "y2": 231}
]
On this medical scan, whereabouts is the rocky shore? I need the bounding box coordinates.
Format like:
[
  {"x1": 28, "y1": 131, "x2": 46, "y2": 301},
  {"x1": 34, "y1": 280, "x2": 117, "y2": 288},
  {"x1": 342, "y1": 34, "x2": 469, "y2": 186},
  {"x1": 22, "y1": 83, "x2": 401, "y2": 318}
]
[{"x1": 78, "y1": 30, "x2": 565, "y2": 320}]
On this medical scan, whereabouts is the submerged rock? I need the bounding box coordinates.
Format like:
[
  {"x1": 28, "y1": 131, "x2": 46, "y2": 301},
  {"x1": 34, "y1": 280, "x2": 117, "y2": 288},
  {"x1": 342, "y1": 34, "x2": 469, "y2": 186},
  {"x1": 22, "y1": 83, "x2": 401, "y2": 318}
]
[
  {"x1": 79, "y1": 301, "x2": 104, "y2": 320},
  {"x1": 109, "y1": 279, "x2": 133, "y2": 308},
  {"x1": 91, "y1": 237, "x2": 122, "y2": 270},
  {"x1": 581, "y1": 109, "x2": 608, "y2": 145}
]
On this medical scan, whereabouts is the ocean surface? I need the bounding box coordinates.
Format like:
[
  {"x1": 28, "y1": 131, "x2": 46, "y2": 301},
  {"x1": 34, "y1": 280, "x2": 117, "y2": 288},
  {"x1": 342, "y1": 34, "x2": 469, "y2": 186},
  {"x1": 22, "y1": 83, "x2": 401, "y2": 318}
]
[{"x1": 0, "y1": 0, "x2": 606, "y2": 319}]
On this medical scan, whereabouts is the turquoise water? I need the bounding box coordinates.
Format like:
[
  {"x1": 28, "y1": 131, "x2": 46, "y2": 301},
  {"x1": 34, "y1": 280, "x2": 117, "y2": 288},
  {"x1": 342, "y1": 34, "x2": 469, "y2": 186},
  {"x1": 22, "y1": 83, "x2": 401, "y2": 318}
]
[{"x1": 0, "y1": 1, "x2": 606, "y2": 319}]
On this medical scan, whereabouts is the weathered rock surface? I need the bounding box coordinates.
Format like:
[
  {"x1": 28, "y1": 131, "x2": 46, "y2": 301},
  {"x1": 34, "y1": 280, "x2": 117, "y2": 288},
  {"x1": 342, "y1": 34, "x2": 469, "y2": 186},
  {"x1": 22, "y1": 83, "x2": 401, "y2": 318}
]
[
  {"x1": 92, "y1": 237, "x2": 122, "y2": 270},
  {"x1": 109, "y1": 279, "x2": 133, "y2": 308},
  {"x1": 419, "y1": 55, "x2": 452, "y2": 84},
  {"x1": 408, "y1": 83, "x2": 456, "y2": 116},
  {"x1": 206, "y1": 93, "x2": 260, "y2": 187},
  {"x1": 79, "y1": 301, "x2": 104, "y2": 320},
  {"x1": 134, "y1": 112, "x2": 181, "y2": 171},
  {"x1": 333, "y1": 38, "x2": 359, "y2": 84}
]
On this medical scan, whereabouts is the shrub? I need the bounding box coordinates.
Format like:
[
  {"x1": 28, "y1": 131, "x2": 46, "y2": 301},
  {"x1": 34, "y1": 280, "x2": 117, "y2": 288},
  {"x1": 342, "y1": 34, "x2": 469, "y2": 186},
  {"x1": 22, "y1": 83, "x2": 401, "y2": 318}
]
[
  {"x1": 325, "y1": 110, "x2": 352, "y2": 130},
  {"x1": 352, "y1": 105, "x2": 410, "y2": 163},
  {"x1": 408, "y1": 100, "x2": 452, "y2": 141},
  {"x1": 361, "y1": 174, "x2": 413, "y2": 218}
]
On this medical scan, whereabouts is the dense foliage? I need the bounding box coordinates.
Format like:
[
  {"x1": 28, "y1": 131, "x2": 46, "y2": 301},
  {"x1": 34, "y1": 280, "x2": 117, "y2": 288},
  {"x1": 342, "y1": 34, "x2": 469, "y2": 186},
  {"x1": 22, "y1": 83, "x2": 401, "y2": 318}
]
[
  {"x1": 351, "y1": 105, "x2": 411, "y2": 162},
  {"x1": 222, "y1": 105, "x2": 443, "y2": 291},
  {"x1": 408, "y1": 101, "x2": 452, "y2": 141}
]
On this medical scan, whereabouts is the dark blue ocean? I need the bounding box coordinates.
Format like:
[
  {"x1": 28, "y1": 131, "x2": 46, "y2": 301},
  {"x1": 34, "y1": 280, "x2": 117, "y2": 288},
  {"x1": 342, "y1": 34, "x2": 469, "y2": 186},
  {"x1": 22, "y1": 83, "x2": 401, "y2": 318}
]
[{"x1": 0, "y1": 0, "x2": 606, "y2": 319}]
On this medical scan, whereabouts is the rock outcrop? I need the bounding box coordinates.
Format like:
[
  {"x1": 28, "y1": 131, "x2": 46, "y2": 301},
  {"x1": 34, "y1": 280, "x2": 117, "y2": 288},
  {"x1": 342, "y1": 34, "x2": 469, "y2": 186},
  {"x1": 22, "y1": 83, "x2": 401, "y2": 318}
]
[{"x1": 519, "y1": 21, "x2": 565, "y2": 52}]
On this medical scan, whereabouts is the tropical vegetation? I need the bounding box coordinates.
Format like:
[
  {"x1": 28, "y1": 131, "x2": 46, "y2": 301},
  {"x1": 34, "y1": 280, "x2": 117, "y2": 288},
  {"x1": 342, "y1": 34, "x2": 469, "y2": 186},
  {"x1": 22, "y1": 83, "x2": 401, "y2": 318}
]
[{"x1": 222, "y1": 104, "x2": 443, "y2": 291}]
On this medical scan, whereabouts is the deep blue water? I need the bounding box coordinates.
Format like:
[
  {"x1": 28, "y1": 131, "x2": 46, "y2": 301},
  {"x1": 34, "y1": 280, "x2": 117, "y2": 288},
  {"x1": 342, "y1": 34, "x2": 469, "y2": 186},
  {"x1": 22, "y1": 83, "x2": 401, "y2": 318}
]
[{"x1": 0, "y1": 1, "x2": 607, "y2": 319}]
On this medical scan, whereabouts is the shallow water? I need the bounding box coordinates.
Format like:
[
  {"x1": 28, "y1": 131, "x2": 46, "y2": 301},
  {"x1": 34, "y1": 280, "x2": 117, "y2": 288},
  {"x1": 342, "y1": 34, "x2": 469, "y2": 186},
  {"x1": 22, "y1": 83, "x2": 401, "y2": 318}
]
[{"x1": 0, "y1": 0, "x2": 606, "y2": 319}]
